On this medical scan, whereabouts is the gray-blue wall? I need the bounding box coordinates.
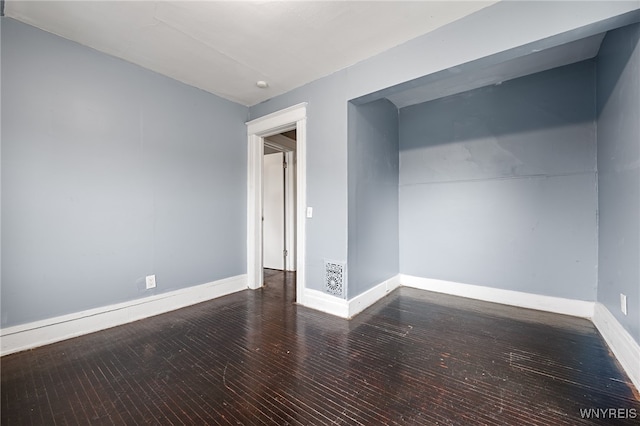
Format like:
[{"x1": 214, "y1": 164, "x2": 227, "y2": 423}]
[
  {"x1": 1, "y1": 4, "x2": 636, "y2": 329},
  {"x1": 596, "y1": 23, "x2": 640, "y2": 344},
  {"x1": 249, "y1": 1, "x2": 633, "y2": 300},
  {"x1": 399, "y1": 61, "x2": 598, "y2": 300},
  {"x1": 251, "y1": 72, "x2": 351, "y2": 295},
  {"x1": 347, "y1": 99, "x2": 399, "y2": 298},
  {"x1": 1, "y1": 19, "x2": 248, "y2": 327}
]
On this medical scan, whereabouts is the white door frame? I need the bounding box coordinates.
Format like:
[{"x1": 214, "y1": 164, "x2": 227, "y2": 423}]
[
  {"x1": 283, "y1": 150, "x2": 296, "y2": 272},
  {"x1": 246, "y1": 103, "x2": 307, "y2": 304}
]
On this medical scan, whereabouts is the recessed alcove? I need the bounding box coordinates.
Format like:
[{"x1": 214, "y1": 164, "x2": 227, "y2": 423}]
[{"x1": 347, "y1": 20, "x2": 639, "y2": 335}]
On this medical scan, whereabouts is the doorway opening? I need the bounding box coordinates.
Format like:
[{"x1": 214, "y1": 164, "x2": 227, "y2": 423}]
[
  {"x1": 246, "y1": 103, "x2": 307, "y2": 305},
  {"x1": 263, "y1": 130, "x2": 296, "y2": 273}
]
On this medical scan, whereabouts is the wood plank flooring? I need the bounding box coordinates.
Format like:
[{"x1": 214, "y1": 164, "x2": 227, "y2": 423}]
[{"x1": 2, "y1": 270, "x2": 639, "y2": 425}]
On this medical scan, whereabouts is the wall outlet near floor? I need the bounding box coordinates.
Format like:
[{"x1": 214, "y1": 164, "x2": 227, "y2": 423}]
[
  {"x1": 146, "y1": 275, "x2": 156, "y2": 290},
  {"x1": 620, "y1": 293, "x2": 627, "y2": 315}
]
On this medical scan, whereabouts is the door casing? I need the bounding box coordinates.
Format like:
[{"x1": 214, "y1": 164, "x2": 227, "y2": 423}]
[{"x1": 246, "y1": 103, "x2": 307, "y2": 304}]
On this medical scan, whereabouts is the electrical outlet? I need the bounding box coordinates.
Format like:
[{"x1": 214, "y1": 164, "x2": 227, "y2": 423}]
[
  {"x1": 146, "y1": 275, "x2": 156, "y2": 290},
  {"x1": 620, "y1": 293, "x2": 627, "y2": 315}
]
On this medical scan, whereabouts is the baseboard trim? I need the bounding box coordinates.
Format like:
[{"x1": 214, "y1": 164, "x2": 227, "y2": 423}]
[
  {"x1": 301, "y1": 274, "x2": 402, "y2": 319},
  {"x1": 0, "y1": 274, "x2": 248, "y2": 356},
  {"x1": 592, "y1": 302, "x2": 640, "y2": 391},
  {"x1": 348, "y1": 274, "x2": 401, "y2": 318},
  {"x1": 301, "y1": 288, "x2": 349, "y2": 318},
  {"x1": 400, "y1": 274, "x2": 595, "y2": 318},
  {"x1": 6, "y1": 272, "x2": 637, "y2": 392}
]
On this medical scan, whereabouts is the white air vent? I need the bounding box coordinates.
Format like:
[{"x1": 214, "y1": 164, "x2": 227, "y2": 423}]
[{"x1": 324, "y1": 260, "x2": 346, "y2": 299}]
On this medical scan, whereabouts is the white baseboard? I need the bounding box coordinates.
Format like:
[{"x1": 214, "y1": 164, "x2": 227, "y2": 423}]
[
  {"x1": 301, "y1": 274, "x2": 401, "y2": 319},
  {"x1": 5, "y1": 271, "x2": 637, "y2": 393},
  {"x1": 301, "y1": 288, "x2": 349, "y2": 318},
  {"x1": 348, "y1": 274, "x2": 401, "y2": 318},
  {"x1": 592, "y1": 302, "x2": 640, "y2": 391},
  {"x1": 400, "y1": 274, "x2": 595, "y2": 318},
  {"x1": 304, "y1": 273, "x2": 595, "y2": 320},
  {"x1": 0, "y1": 274, "x2": 248, "y2": 356}
]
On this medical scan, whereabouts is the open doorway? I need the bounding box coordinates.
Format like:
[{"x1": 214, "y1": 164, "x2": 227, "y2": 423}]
[
  {"x1": 246, "y1": 103, "x2": 307, "y2": 305},
  {"x1": 263, "y1": 130, "x2": 296, "y2": 273}
]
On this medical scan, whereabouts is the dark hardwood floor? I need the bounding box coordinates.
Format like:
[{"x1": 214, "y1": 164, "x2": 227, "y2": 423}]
[{"x1": 2, "y1": 270, "x2": 639, "y2": 425}]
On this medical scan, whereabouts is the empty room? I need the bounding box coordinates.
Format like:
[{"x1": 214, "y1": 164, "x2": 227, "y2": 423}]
[{"x1": 1, "y1": 1, "x2": 639, "y2": 424}]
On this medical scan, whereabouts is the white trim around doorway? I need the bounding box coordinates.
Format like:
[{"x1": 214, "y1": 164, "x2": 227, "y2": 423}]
[{"x1": 246, "y1": 103, "x2": 307, "y2": 304}]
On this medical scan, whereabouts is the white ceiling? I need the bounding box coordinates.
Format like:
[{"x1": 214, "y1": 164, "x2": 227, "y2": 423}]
[{"x1": 5, "y1": 1, "x2": 496, "y2": 106}]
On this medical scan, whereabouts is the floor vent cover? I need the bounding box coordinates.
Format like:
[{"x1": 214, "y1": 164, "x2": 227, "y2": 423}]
[{"x1": 324, "y1": 260, "x2": 346, "y2": 299}]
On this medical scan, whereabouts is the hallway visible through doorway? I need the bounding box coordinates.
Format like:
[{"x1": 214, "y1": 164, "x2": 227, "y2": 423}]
[{"x1": 263, "y1": 130, "x2": 296, "y2": 272}]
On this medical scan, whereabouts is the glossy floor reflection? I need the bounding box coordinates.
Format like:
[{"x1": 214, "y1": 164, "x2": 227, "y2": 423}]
[{"x1": 2, "y1": 271, "x2": 639, "y2": 425}]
